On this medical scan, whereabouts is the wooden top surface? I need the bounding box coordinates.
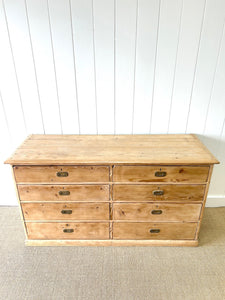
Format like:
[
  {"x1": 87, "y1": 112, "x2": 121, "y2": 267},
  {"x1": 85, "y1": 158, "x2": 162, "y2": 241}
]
[{"x1": 5, "y1": 134, "x2": 219, "y2": 165}]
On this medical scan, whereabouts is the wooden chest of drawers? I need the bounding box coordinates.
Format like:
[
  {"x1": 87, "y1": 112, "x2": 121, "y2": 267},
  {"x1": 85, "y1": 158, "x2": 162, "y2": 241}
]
[{"x1": 5, "y1": 134, "x2": 219, "y2": 246}]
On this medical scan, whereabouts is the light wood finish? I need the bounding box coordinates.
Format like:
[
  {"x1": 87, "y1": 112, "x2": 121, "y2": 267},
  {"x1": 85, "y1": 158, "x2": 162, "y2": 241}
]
[
  {"x1": 5, "y1": 134, "x2": 218, "y2": 247},
  {"x1": 5, "y1": 134, "x2": 219, "y2": 165},
  {"x1": 22, "y1": 203, "x2": 109, "y2": 221},
  {"x1": 113, "y1": 184, "x2": 205, "y2": 202},
  {"x1": 195, "y1": 165, "x2": 214, "y2": 239},
  {"x1": 11, "y1": 167, "x2": 28, "y2": 239},
  {"x1": 113, "y1": 166, "x2": 209, "y2": 183},
  {"x1": 18, "y1": 184, "x2": 109, "y2": 201},
  {"x1": 113, "y1": 222, "x2": 197, "y2": 240},
  {"x1": 14, "y1": 166, "x2": 109, "y2": 183},
  {"x1": 113, "y1": 203, "x2": 201, "y2": 222},
  {"x1": 26, "y1": 222, "x2": 109, "y2": 239},
  {"x1": 25, "y1": 239, "x2": 198, "y2": 246}
]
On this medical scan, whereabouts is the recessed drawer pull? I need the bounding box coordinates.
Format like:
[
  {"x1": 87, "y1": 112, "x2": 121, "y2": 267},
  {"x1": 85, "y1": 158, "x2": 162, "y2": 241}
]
[
  {"x1": 153, "y1": 190, "x2": 164, "y2": 196},
  {"x1": 59, "y1": 190, "x2": 70, "y2": 196},
  {"x1": 150, "y1": 229, "x2": 160, "y2": 233},
  {"x1": 57, "y1": 171, "x2": 69, "y2": 177},
  {"x1": 155, "y1": 171, "x2": 167, "y2": 177},
  {"x1": 63, "y1": 228, "x2": 74, "y2": 233},
  {"x1": 61, "y1": 210, "x2": 72, "y2": 214},
  {"x1": 151, "y1": 210, "x2": 162, "y2": 215}
]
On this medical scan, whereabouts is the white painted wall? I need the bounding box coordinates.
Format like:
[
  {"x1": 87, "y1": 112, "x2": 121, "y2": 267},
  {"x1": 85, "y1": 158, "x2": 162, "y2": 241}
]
[{"x1": 0, "y1": 0, "x2": 225, "y2": 206}]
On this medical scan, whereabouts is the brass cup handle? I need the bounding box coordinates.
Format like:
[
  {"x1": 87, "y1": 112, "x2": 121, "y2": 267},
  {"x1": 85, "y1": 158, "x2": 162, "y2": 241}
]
[
  {"x1": 63, "y1": 228, "x2": 74, "y2": 233},
  {"x1": 59, "y1": 191, "x2": 70, "y2": 196},
  {"x1": 155, "y1": 171, "x2": 167, "y2": 177},
  {"x1": 61, "y1": 210, "x2": 72, "y2": 214},
  {"x1": 151, "y1": 210, "x2": 162, "y2": 215},
  {"x1": 57, "y1": 171, "x2": 69, "y2": 177},
  {"x1": 152, "y1": 190, "x2": 164, "y2": 196},
  {"x1": 149, "y1": 229, "x2": 160, "y2": 233}
]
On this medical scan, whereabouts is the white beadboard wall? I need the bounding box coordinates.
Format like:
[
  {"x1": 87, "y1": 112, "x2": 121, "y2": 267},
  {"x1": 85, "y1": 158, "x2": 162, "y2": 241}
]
[{"x1": 0, "y1": 0, "x2": 225, "y2": 206}]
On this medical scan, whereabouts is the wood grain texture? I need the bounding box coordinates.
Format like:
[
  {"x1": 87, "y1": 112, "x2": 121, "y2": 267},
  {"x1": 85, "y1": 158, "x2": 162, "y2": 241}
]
[
  {"x1": 113, "y1": 203, "x2": 201, "y2": 222},
  {"x1": 113, "y1": 222, "x2": 197, "y2": 240},
  {"x1": 113, "y1": 165, "x2": 209, "y2": 183},
  {"x1": 11, "y1": 167, "x2": 28, "y2": 239},
  {"x1": 22, "y1": 202, "x2": 109, "y2": 221},
  {"x1": 6, "y1": 134, "x2": 218, "y2": 246},
  {"x1": 14, "y1": 165, "x2": 109, "y2": 183},
  {"x1": 18, "y1": 184, "x2": 109, "y2": 201},
  {"x1": 5, "y1": 134, "x2": 219, "y2": 165},
  {"x1": 25, "y1": 239, "x2": 198, "y2": 246},
  {"x1": 195, "y1": 165, "x2": 214, "y2": 239},
  {"x1": 113, "y1": 184, "x2": 205, "y2": 202},
  {"x1": 26, "y1": 222, "x2": 109, "y2": 239}
]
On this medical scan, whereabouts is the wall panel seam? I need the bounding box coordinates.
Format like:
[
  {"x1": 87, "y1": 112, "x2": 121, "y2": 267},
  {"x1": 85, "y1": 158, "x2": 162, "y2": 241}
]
[
  {"x1": 203, "y1": 19, "x2": 225, "y2": 134},
  {"x1": 0, "y1": 90, "x2": 11, "y2": 139},
  {"x1": 185, "y1": 0, "x2": 207, "y2": 133},
  {"x1": 2, "y1": 0, "x2": 27, "y2": 134},
  {"x1": 92, "y1": 0, "x2": 98, "y2": 134},
  {"x1": 24, "y1": 0, "x2": 45, "y2": 134},
  {"x1": 114, "y1": 0, "x2": 116, "y2": 134},
  {"x1": 46, "y1": 0, "x2": 63, "y2": 134},
  {"x1": 167, "y1": 0, "x2": 184, "y2": 133},
  {"x1": 131, "y1": 0, "x2": 138, "y2": 135},
  {"x1": 149, "y1": 0, "x2": 161, "y2": 133},
  {"x1": 69, "y1": 0, "x2": 80, "y2": 134}
]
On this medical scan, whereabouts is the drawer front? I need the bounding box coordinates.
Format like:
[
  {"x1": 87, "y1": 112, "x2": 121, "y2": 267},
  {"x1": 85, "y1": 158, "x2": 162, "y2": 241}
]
[
  {"x1": 22, "y1": 203, "x2": 109, "y2": 220},
  {"x1": 113, "y1": 222, "x2": 197, "y2": 240},
  {"x1": 14, "y1": 166, "x2": 109, "y2": 183},
  {"x1": 113, "y1": 203, "x2": 201, "y2": 222},
  {"x1": 113, "y1": 184, "x2": 205, "y2": 202},
  {"x1": 18, "y1": 185, "x2": 109, "y2": 201},
  {"x1": 26, "y1": 222, "x2": 109, "y2": 240},
  {"x1": 113, "y1": 166, "x2": 209, "y2": 183}
]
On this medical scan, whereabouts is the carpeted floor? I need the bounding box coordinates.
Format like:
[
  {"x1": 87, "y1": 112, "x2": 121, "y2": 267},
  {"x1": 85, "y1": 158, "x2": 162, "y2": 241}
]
[{"x1": 0, "y1": 207, "x2": 225, "y2": 300}]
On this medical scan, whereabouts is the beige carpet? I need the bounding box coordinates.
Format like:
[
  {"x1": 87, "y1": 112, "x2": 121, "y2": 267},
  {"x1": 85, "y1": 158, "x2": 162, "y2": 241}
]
[{"x1": 0, "y1": 207, "x2": 225, "y2": 300}]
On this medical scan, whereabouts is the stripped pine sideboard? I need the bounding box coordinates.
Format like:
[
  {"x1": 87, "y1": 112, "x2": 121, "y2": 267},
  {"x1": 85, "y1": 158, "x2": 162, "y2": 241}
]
[{"x1": 5, "y1": 134, "x2": 219, "y2": 246}]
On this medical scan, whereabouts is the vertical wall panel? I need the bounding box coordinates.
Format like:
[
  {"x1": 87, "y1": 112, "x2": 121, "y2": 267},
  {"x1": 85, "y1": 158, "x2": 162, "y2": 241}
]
[
  {"x1": 1, "y1": 0, "x2": 225, "y2": 206},
  {"x1": 203, "y1": 23, "x2": 225, "y2": 154},
  {"x1": 133, "y1": 0, "x2": 159, "y2": 134},
  {"x1": 70, "y1": 0, "x2": 97, "y2": 134},
  {"x1": 93, "y1": 0, "x2": 114, "y2": 134},
  {"x1": 186, "y1": 0, "x2": 225, "y2": 134},
  {"x1": 219, "y1": 125, "x2": 225, "y2": 196},
  {"x1": 0, "y1": 0, "x2": 27, "y2": 148},
  {"x1": 115, "y1": 0, "x2": 137, "y2": 134},
  {"x1": 150, "y1": 0, "x2": 182, "y2": 134},
  {"x1": 208, "y1": 122, "x2": 225, "y2": 199},
  {"x1": 25, "y1": 0, "x2": 62, "y2": 134},
  {"x1": 48, "y1": 0, "x2": 79, "y2": 134},
  {"x1": 0, "y1": 92, "x2": 12, "y2": 159},
  {"x1": 202, "y1": 27, "x2": 225, "y2": 196},
  {"x1": 4, "y1": 0, "x2": 44, "y2": 134},
  {"x1": 0, "y1": 93, "x2": 17, "y2": 206},
  {"x1": 168, "y1": 0, "x2": 206, "y2": 133}
]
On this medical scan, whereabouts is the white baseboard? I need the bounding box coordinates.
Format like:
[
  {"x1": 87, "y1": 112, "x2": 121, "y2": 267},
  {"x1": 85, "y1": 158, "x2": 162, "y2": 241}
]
[{"x1": 206, "y1": 196, "x2": 225, "y2": 207}]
